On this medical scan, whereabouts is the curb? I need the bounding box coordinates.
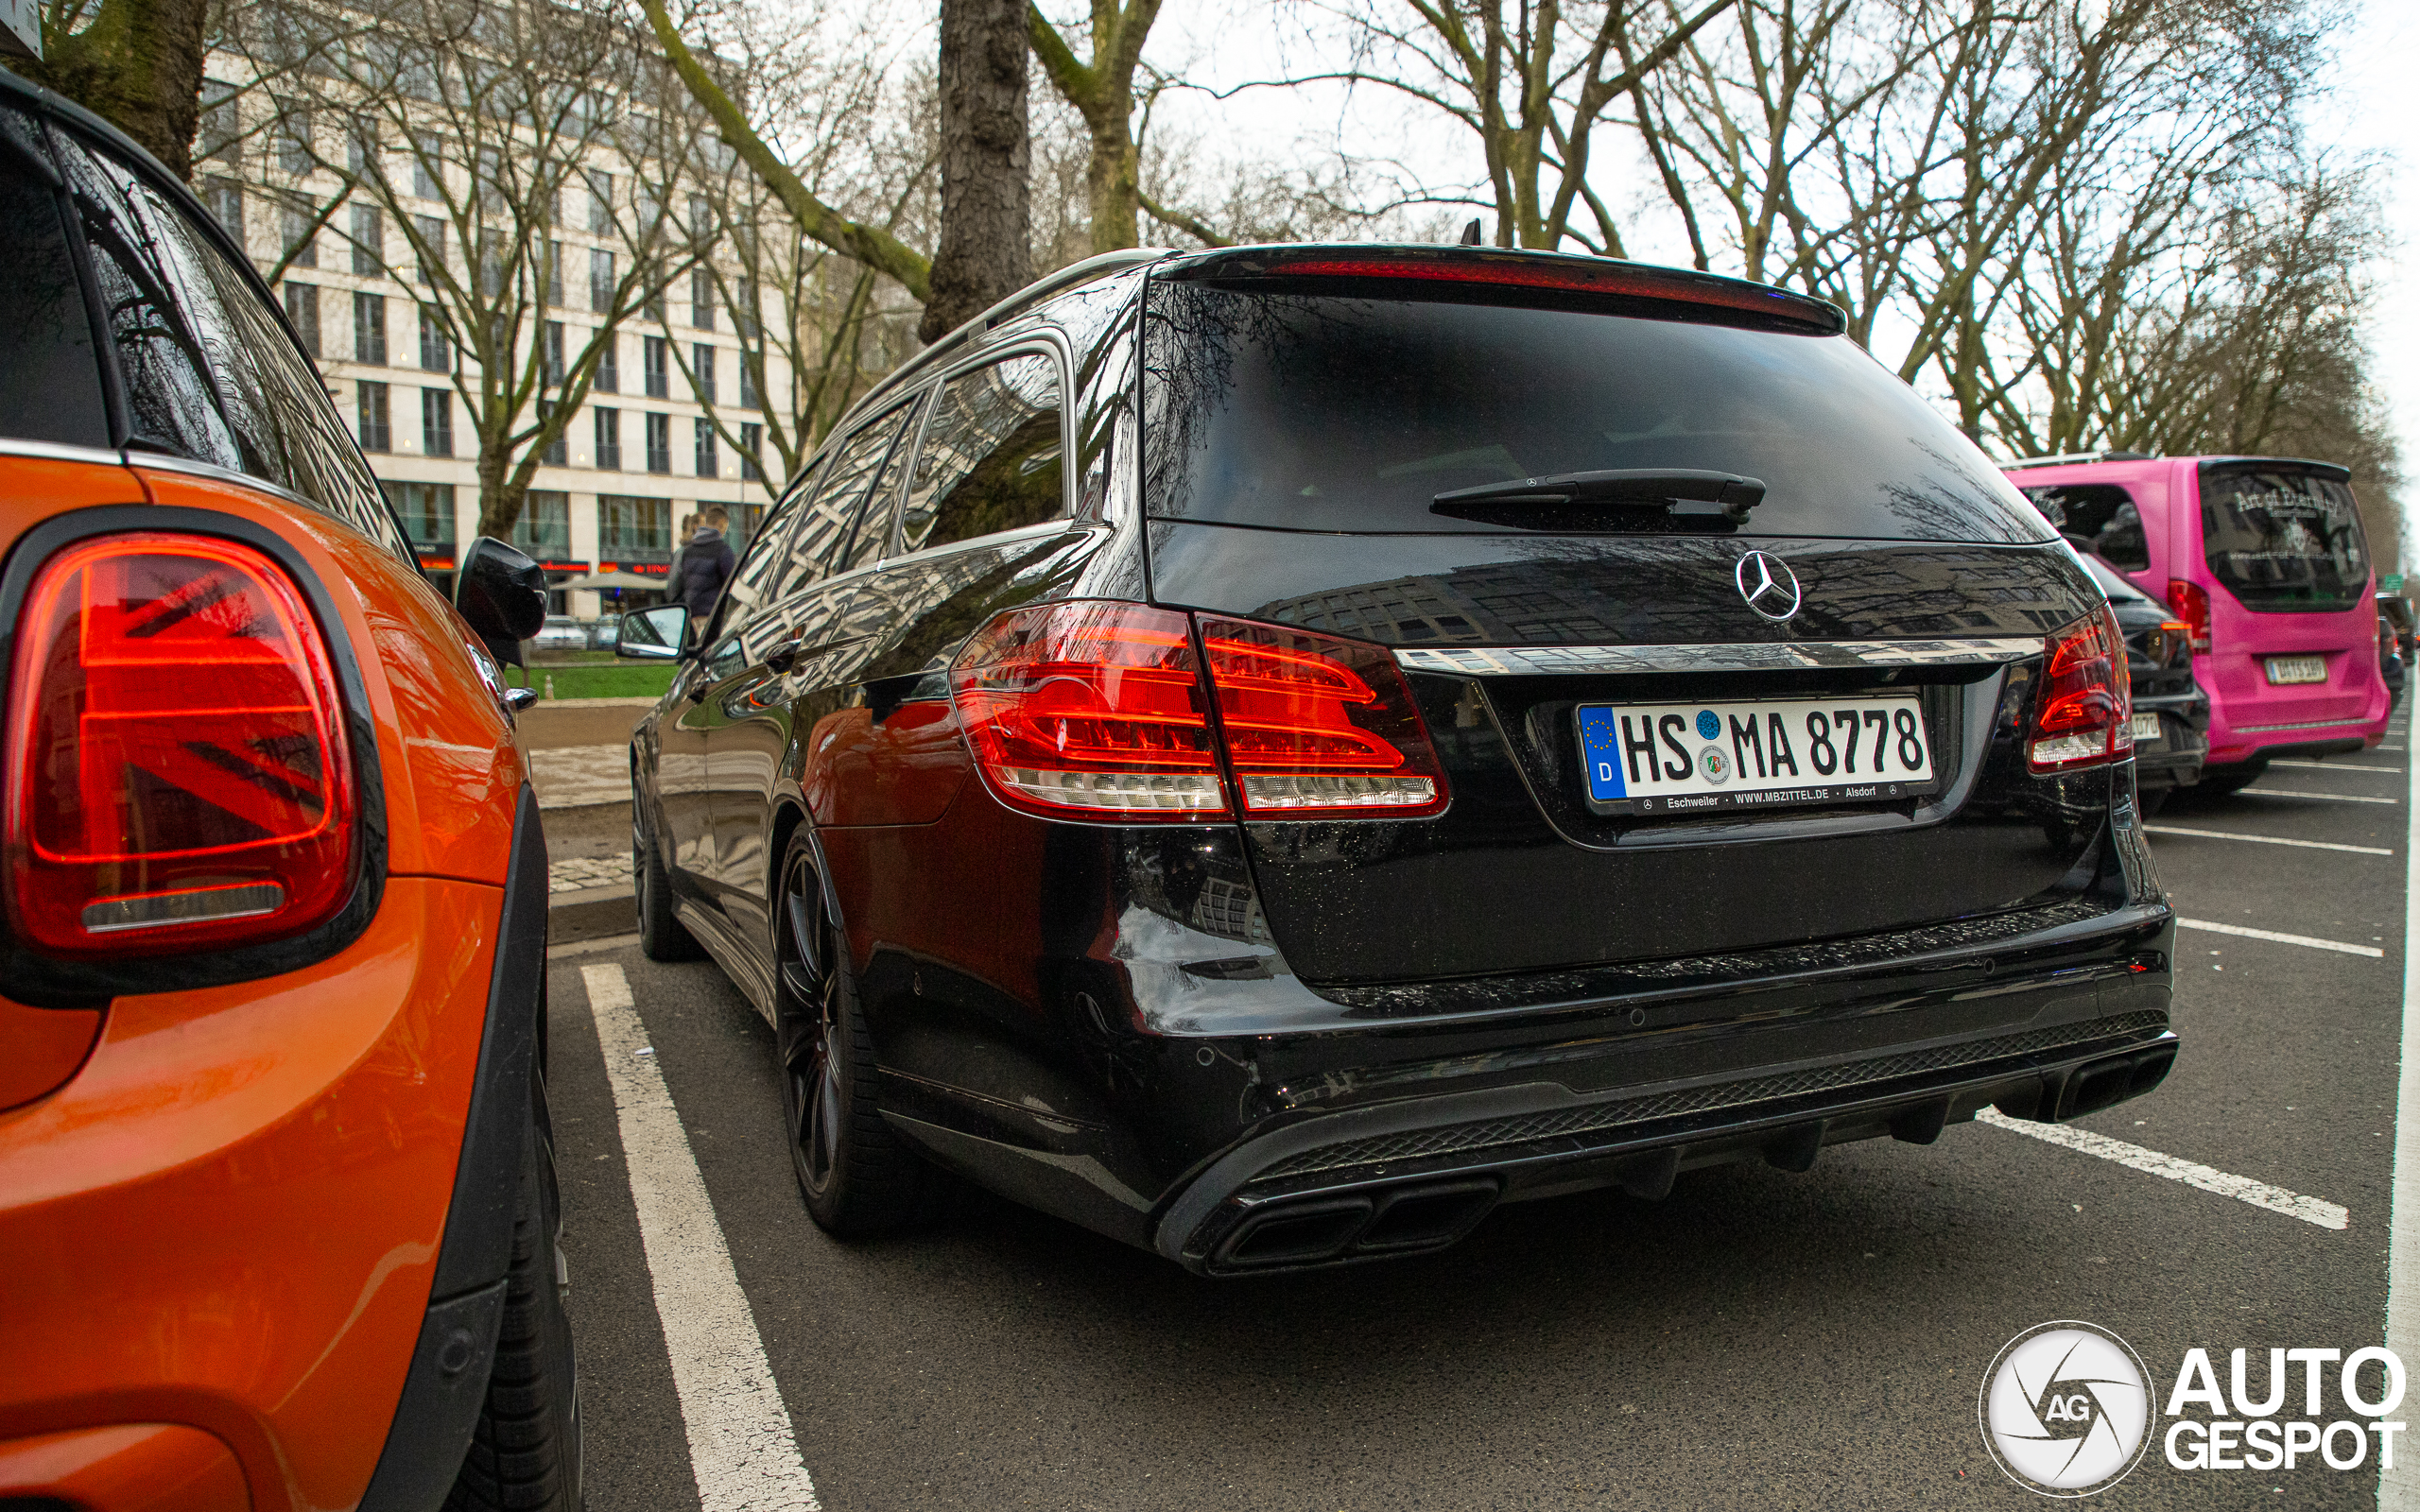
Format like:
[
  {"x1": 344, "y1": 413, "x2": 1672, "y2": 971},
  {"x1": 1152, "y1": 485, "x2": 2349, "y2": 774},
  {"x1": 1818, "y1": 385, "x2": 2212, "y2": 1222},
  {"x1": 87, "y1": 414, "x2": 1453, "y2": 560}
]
[{"x1": 550, "y1": 885, "x2": 635, "y2": 944}]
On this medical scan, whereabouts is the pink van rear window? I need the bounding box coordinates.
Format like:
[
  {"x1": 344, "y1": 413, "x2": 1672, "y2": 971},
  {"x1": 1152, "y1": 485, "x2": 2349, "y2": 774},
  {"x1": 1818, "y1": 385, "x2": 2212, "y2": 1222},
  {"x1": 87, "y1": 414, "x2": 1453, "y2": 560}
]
[{"x1": 2201, "y1": 465, "x2": 2368, "y2": 612}]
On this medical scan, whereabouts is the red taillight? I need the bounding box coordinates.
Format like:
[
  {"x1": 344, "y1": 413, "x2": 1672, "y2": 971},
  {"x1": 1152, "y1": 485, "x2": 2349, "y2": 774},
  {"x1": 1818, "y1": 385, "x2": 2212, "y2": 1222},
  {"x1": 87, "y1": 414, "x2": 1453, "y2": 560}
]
[
  {"x1": 1201, "y1": 618, "x2": 1447, "y2": 816},
  {"x1": 2166, "y1": 579, "x2": 2211, "y2": 653},
  {"x1": 2155, "y1": 620, "x2": 2193, "y2": 665},
  {"x1": 4, "y1": 534, "x2": 357, "y2": 956},
  {"x1": 948, "y1": 603, "x2": 1450, "y2": 822},
  {"x1": 2029, "y1": 608, "x2": 2135, "y2": 774}
]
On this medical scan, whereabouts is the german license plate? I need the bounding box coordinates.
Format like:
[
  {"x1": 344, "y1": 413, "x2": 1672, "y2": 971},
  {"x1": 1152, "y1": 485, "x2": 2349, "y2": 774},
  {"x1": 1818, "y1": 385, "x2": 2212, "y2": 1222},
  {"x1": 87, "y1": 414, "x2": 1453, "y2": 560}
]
[
  {"x1": 2266, "y1": 655, "x2": 2326, "y2": 685},
  {"x1": 2131, "y1": 713, "x2": 2164, "y2": 744},
  {"x1": 1576, "y1": 696, "x2": 1937, "y2": 816}
]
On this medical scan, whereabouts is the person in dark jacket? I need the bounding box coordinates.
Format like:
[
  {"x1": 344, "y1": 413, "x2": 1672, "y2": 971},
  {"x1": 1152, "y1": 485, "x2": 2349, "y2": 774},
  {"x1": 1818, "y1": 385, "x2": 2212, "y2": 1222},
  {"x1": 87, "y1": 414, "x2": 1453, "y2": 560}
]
[{"x1": 675, "y1": 507, "x2": 735, "y2": 626}]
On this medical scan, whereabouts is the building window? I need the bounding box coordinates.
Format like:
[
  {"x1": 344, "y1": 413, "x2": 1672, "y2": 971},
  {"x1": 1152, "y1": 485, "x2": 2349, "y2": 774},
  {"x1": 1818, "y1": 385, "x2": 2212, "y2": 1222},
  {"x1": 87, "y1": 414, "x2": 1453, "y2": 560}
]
[
  {"x1": 595, "y1": 406, "x2": 621, "y2": 470},
  {"x1": 413, "y1": 143, "x2": 443, "y2": 200},
  {"x1": 357, "y1": 381, "x2": 390, "y2": 451},
  {"x1": 283, "y1": 206, "x2": 318, "y2": 268},
  {"x1": 349, "y1": 203, "x2": 380, "y2": 275},
  {"x1": 382, "y1": 480, "x2": 455, "y2": 552},
  {"x1": 586, "y1": 168, "x2": 613, "y2": 234},
  {"x1": 740, "y1": 421, "x2": 762, "y2": 482},
  {"x1": 419, "y1": 306, "x2": 449, "y2": 371},
  {"x1": 477, "y1": 231, "x2": 505, "y2": 297},
  {"x1": 599, "y1": 494, "x2": 670, "y2": 555},
  {"x1": 645, "y1": 412, "x2": 670, "y2": 473},
  {"x1": 738, "y1": 355, "x2": 760, "y2": 411},
  {"x1": 422, "y1": 387, "x2": 452, "y2": 456},
  {"x1": 544, "y1": 320, "x2": 566, "y2": 387},
  {"x1": 284, "y1": 283, "x2": 320, "y2": 357},
  {"x1": 354, "y1": 291, "x2": 387, "y2": 365},
  {"x1": 545, "y1": 239, "x2": 563, "y2": 305},
  {"x1": 589, "y1": 248, "x2": 614, "y2": 313},
  {"x1": 199, "y1": 91, "x2": 240, "y2": 166},
  {"x1": 596, "y1": 334, "x2": 618, "y2": 394},
  {"x1": 692, "y1": 343, "x2": 716, "y2": 404},
  {"x1": 275, "y1": 112, "x2": 313, "y2": 175},
  {"x1": 412, "y1": 214, "x2": 444, "y2": 282},
  {"x1": 688, "y1": 193, "x2": 711, "y2": 239},
  {"x1": 694, "y1": 418, "x2": 716, "y2": 477},
  {"x1": 690, "y1": 266, "x2": 713, "y2": 330},
  {"x1": 204, "y1": 178, "x2": 244, "y2": 240},
  {"x1": 733, "y1": 277, "x2": 759, "y2": 340},
  {"x1": 539, "y1": 401, "x2": 567, "y2": 466},
  {"x1": 644, "y1": 336, "x2": 668, "y2": 399},
  {"x1": 513, "y1": 490, "x2": 571, "y2": 557}
]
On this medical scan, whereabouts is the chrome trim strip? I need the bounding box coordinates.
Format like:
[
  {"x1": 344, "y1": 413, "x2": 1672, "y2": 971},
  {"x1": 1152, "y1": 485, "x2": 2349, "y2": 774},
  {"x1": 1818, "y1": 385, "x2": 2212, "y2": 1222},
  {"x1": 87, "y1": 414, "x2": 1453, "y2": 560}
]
[
  {"x1": 0, "y1": 437, "x2": 128, "y2": 467},
  {"x1": 2238, "y1": 717, "x2": 2369, "y2": 733},
  {"x1": 1393, "y1": 637, "x2": 2043, "y2": 677}
]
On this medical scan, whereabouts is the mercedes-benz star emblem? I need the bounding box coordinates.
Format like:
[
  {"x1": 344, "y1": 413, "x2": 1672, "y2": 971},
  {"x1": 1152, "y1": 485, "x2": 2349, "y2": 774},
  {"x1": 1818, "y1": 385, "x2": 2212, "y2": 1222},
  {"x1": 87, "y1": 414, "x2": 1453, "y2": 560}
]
[{"x1": 1736, "y1": 550, "x2": 1802, "y2": 622}]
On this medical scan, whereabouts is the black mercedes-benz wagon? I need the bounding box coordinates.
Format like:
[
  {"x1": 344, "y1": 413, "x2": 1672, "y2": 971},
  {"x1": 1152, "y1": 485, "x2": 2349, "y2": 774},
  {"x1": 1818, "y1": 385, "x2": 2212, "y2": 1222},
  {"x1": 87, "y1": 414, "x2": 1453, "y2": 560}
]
[{"x1": 620, "y1": 244, "x2": 2176, "y2": 1275}]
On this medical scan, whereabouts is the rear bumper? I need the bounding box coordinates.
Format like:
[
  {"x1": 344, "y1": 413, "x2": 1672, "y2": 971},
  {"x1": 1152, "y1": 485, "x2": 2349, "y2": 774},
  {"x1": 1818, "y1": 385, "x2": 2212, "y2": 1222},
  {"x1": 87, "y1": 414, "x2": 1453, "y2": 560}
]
[{"x1": 1158, "y1": 1012, "x2": 2177, "y2": 1275}]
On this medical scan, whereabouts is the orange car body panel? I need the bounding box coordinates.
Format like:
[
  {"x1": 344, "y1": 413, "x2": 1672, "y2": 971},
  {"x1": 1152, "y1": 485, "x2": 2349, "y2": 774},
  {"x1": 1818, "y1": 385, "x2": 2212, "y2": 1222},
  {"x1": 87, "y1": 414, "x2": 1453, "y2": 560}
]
[
  {"x1": 2, "y1": 457, "x2": 534, "y2": 1509},
  {"x1": 0, "y1": 1423, "x2": 251, "y2": 1511}
]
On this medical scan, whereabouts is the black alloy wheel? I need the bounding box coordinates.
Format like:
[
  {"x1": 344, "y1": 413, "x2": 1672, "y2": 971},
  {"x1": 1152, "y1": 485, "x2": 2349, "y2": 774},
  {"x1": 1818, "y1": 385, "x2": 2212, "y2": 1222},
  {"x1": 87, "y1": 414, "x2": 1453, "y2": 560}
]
[{"x1": 773, "y1": 832, "x2": 942, "y2": 1235}]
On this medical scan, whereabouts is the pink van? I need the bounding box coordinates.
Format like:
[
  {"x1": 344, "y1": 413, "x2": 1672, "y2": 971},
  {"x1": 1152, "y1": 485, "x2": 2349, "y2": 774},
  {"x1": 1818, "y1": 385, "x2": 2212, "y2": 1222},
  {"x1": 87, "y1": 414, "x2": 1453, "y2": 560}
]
[{"x1": 2003, "y1": 454, "x2": 2389, "y2": 789}]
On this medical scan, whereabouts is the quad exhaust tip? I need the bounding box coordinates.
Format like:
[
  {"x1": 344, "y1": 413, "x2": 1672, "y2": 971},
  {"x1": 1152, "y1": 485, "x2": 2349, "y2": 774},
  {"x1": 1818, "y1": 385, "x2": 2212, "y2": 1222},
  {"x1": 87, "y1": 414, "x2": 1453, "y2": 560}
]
[{"x1": 1210, "y1": 1178, "x2": 1503, "y2": 1273}]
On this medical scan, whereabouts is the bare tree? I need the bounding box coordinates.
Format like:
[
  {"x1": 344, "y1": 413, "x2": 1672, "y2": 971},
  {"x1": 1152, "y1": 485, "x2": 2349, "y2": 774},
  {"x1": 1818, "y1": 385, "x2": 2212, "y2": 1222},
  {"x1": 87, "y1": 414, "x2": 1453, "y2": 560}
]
[
  {"x1": 923, "y1": 0, "x2": 1029, "y2": 338},
  {"x1": 13, "y1": 0, "x2": 209, "y2": 174}
]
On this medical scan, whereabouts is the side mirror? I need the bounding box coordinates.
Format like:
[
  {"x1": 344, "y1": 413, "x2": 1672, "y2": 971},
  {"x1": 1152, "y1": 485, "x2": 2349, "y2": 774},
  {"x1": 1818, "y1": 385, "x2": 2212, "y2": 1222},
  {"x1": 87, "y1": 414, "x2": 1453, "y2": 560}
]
[
  {"x1": 456, "y1": 537, "x2": 549, "y2": 667},
  {"x1": 617, "y1": 605, "x2": 689, "y2": 661}
]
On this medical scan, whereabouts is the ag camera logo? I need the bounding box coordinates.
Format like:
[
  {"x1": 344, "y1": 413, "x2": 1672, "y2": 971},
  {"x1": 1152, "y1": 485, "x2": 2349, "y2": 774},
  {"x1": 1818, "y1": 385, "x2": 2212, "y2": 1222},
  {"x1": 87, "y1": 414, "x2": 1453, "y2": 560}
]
[{"x1": 1979, "y1": 1321, "x2": 2154, "y2": 1496}]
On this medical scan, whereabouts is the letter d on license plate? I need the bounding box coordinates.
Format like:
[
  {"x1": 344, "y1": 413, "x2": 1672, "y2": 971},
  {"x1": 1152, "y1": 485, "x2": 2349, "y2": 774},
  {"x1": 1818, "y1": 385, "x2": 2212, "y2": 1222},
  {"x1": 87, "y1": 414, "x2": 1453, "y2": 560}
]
[{"x1": 1576, "y1": 695, "x2": 1939, "y2": 816}]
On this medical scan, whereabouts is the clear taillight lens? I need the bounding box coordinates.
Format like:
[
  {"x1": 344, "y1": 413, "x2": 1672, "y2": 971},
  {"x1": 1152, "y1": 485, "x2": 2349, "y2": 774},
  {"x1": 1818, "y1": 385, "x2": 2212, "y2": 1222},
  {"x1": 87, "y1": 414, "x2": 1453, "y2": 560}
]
[
  {"x1": 1200, "y1": 617, "x2": 1447, "y2": 816},
  {"x1": 948, "y1": 603, "x2": 1451, "y2": 822},
  {"x1": 2166, "y1": 578, "x2": 2211, "y2": 653},
  {"x1": 2029, "y1": 607, "x2": 2135, "y2": 773},
  {"x1": 5, "y1": 534, "x2": 357, "y2": 956},
  {"x1": 950, "y1": 601, "x2": 1227, "y2": 819}
]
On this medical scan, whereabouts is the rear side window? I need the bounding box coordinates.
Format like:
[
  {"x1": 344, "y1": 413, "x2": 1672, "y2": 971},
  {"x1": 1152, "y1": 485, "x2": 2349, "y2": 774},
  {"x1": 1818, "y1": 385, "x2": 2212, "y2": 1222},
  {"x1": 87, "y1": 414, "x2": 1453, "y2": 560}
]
[
  {"x1": 1142, "y1": 283, "x2": 2051, "y2": 543},
  {"x1": 901, "y1": 352, "x2": 1067, "y2": 552},
  {"x1": 51, "y1": 130, "x2": 400, "y2": 551},
  {"x1": 2200, "y1": 466, "x2": 2369, "y2": 613},
  {"x1": 782, "y1": 403, "x2": 912, "y2": 591},
  {"x1": 0, "y1": 108, "x2": 107, "y2": 448},
  {"x1": 2020, "y1": 483, "x2": 2149, "y2": 571}
]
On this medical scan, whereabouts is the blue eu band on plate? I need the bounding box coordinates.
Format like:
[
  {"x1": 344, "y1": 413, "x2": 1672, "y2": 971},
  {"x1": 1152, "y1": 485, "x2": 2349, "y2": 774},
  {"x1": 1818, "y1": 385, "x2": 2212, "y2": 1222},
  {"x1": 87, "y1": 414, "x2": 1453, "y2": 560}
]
[{"x1": 1576, "y1": 695, "x2": 1938, "y2": 815}]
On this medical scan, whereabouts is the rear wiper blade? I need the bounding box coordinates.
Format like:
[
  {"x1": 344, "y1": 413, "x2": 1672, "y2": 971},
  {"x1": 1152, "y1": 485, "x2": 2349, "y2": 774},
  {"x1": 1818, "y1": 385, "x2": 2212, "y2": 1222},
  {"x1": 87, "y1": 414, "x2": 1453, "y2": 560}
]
[{"x1": 1431, "y1": 469, "x2": 1767, "y2": 523}]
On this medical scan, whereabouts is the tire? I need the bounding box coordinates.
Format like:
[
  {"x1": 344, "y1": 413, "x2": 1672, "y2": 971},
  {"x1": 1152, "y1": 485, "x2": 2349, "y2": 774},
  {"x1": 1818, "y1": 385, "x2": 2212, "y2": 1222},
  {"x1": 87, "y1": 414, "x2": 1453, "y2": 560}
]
[
  {"x1": 2197, "y1": 760, "x2": 2269, "y2": 797},
  {"x1": 773, "y1": 830, "x2": 943, "y2": 1236},
  {"x1": 633, "y1": 798, "x2": 702, "y2": 962},
  {"x1": 445, "y1": 1122, "x2": 582, "y2": 1512}
]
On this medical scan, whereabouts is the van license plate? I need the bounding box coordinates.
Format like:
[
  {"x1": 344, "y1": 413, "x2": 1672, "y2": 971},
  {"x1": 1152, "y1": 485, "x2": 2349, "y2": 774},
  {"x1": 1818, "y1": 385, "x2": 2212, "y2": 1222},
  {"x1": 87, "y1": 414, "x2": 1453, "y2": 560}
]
[
  {"x1": 1576, "y1": 696, "x2": 1937, "y2": 816},
  {"x1": 2265, "y1": 656, "x2": 2326, "y2": 685},
  {"x1": 2131, "y1": 713, "x2": 2163, "y2": 744}
]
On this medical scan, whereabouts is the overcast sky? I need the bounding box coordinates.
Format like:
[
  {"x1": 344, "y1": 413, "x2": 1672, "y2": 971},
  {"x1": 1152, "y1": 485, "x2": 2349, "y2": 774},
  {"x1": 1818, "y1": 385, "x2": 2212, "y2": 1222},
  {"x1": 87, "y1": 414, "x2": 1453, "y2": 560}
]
[{"x1": 2322, "y1": 0, "x2": 2418, "y2": 555}]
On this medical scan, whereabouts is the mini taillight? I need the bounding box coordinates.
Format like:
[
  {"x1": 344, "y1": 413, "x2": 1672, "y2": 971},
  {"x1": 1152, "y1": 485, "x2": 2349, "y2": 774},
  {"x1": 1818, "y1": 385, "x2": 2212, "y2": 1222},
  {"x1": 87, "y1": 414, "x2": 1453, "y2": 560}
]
[
  {"x1": 948, "y1": 603, "x2": 1451, "y2": 822},
  {"x1": 4, "y1": 534, "x2": 357, "y2": 956},
  {"x1": 2166, "y1": 579, "x2": 2211, "y2": 653},
  {"x1": 949, "y1": 602, "x2": 1227, "y2": 819},
  {"x1": 1200, "y1": 618, "x2": 1448, "y2": 817},
  {"x1": 2155, "y1": 620, "x2": 2193, "y2": 664},
  {"x1": 2028, "y1": 608, "x2": 2135, "y2": 773}
]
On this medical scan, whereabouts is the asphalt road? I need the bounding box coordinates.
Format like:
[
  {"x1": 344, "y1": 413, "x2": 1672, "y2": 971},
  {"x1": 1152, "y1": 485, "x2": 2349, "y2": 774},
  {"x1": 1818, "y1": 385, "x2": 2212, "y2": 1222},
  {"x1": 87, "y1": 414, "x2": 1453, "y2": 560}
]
[{"x1": 545, "y1": 711, "x2": 2412, "y2": 1510}]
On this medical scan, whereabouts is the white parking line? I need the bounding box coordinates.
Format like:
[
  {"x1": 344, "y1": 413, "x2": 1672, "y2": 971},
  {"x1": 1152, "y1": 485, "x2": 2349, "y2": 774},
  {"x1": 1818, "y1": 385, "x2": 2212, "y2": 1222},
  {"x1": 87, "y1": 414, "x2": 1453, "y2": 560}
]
[
  {"x1": 2272, "y1": 761, "x2": 2405, "y2": 774},
  {"x1": 2144, "y1": 824, "x2": 2394, "y2": 856},
  {"x1": 1977, "y1": 1110, "x2": 2348, "y2": 1229},
  {"x1": 2381, "y1": 727, "x2": 2420, "y2": 1509},
  {"x1": 2176, "y1": 918, "x2": 2384, "y2": 958},
  {"x1": 581, "y1": 963, "x2": 822, "y2": 1512},
  {"x1": 2241, "y1": 788, "x2": 2402, "y2": 805}
]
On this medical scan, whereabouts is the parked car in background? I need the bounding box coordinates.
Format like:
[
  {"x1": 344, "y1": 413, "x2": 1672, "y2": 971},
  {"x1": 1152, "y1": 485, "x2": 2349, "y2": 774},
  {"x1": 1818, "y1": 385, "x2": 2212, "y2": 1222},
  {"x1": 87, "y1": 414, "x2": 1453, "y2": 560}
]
[
  {"x1": 2381, "y1": 609, "x2": 2407, "y2": 712},
  {"x1": 2007, "y1": 453, "x2": 2389, "y2": 795},
  {"x1": 620, "y1": 244, "x2": 2174, "y2": 1276},
  {"x1": 2073, "y1": 554, "x2": 2208, "y2": 814},
  {"x1": 2379, "y1": 593, "x2": 2415, "y2": 662},
  {"x1": 0, "y1": 73, "x2": 579, "y2": 1511}
]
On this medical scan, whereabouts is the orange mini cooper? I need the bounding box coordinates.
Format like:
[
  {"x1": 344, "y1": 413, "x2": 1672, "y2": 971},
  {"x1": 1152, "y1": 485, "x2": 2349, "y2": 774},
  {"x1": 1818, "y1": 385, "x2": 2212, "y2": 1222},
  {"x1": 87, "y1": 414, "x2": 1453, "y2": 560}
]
[{"x1": 0, "y1": 73, "x2": 579, "y2": 1510}]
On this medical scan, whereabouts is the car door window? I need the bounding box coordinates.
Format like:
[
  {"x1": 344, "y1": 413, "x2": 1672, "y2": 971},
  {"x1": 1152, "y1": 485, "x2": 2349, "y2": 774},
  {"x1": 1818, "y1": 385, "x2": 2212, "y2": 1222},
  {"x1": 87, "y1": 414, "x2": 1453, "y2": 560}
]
[
  {"x1": 901, "y1": 352, "x2": 1066, "y2": 553},
  {"x1": 710, "y1": 484, "x2": 810, "y2": 643},
  {"x1": 52, "y1": 129, "x2": 402, "y2": 552},
  {"x1": 0, "y1": 107, "x2": 108, "y2": 449},
  {"x1": 782, "y1": 403, "x2": 913, "y2": 593},
  {"x1": 834, "y1": 397, "x2": 925, "y2": 576}
]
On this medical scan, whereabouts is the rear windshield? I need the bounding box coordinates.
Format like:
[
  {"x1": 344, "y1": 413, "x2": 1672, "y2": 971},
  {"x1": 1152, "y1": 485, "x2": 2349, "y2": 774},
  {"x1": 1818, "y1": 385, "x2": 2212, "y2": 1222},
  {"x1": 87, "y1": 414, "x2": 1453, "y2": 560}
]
[
  {"x1": 1140, "y1": 283, "x2": 2054, "y2": 543},
  {"x1": 2200, "y1": 466, "x2": 2369, "y2": 612},
  {"x1": 2020, "y1": 483, "x2": 2150, "y2": 571}
]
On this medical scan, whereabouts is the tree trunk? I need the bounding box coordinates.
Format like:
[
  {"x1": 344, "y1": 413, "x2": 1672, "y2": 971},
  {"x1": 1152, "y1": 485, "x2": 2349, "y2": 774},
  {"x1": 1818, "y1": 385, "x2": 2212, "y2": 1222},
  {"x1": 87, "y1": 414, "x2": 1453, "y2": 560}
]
[
  {"x1": 1083, "y1": 112, "x2": 1136, "y2": 255},
  {"x1": 475, "y1": 440, "x2": 527, "y2": 541},
  {"x1": 17, "y1": 0, "x2": 206, "y2": 179},
  {"x1": 920, "y1": 0, "x2": 1030, "y2": 344}
]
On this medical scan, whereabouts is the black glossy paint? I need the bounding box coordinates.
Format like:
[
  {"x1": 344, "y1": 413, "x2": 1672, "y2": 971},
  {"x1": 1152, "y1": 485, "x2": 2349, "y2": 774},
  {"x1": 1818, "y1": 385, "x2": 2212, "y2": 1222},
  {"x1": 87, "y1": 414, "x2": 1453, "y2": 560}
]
[{"x1": 628, "y1": 249, "x2": 2175, "y2": 1272}]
